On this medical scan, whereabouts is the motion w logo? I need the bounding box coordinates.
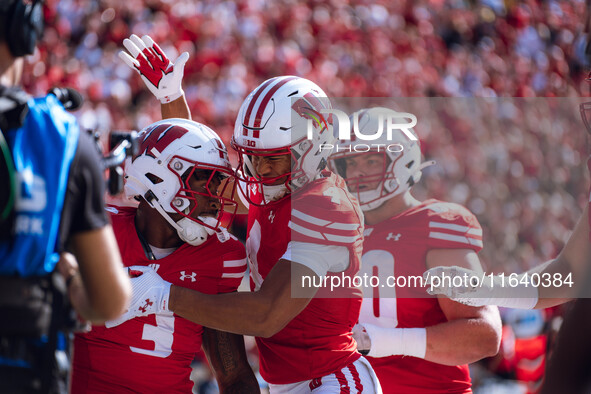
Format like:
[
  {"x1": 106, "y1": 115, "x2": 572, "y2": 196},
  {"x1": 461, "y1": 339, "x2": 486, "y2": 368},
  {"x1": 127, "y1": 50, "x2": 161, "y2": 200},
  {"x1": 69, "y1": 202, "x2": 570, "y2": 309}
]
[{"x1": 137, "y1": 124, "x2": 189, "y2": 158}]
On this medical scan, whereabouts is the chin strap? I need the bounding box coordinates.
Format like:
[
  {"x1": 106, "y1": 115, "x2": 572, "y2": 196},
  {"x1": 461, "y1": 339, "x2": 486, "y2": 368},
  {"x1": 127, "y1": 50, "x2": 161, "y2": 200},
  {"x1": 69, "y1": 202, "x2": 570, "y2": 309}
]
[
  {"x1": 149, "y1": 201, "x2": 207, "y2": 246},
  {"x1": 262, "y1": 183, "x2": 288, "y2": 203},
  {"x1": 150, "y1": 200, "x2": 230, "y2": 246},
  {"x1": 419, "y1": 160, "x2": 436, "y2": 172},
  {"x1": 359, "y1": 159, "x2": 437, "y2": 212}
]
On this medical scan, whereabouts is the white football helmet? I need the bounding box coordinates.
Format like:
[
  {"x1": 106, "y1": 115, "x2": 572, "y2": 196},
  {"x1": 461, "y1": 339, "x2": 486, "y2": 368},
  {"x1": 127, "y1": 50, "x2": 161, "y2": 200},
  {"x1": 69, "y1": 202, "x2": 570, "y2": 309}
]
[
  {"x1": 328, "y1": 107, "x2": 433, "y2": 211},
  {"x1": 231, "y1": 76, "x2": 335, "y2": 205},
  {"x1": 124, "y1": 118, "x2": 237, "y2": 246}
]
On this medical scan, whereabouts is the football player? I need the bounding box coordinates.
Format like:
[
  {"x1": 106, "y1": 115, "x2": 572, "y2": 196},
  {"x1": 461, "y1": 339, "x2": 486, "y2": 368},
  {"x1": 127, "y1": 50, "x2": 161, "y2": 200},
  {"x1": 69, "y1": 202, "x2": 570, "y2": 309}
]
[
  {"x1": 423, "y1": 98, "x2": 591, "y2": 393},
  {"x1": 425, "y1": 108, "x2": 591, "y2": 309},
  {"x1": 328, "y1": 107, "x2": 502, "y2": 392},
  {"x1": 112, "y1": 35, "x2": 382, "y2": 393},
  {"x1": 70, "y1": 119, "x2": 259, "y2": 393}
]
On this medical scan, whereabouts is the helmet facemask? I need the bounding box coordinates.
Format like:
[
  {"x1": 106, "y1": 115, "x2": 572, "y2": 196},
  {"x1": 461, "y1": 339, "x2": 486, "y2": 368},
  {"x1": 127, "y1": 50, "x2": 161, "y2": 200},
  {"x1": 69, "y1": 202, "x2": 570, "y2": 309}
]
[
  {"x1": 172, "y1": 162, "x2": 238, "y2": 240},
  {"x1": 331, "y1": 150, "x2": 414, "y2": 211},
  {"x1": 231, "y1": 143, "x2": 294, "y2": 206},
  {"x1": 124, "y1": 118, "x2": 238, "y2": 246}
]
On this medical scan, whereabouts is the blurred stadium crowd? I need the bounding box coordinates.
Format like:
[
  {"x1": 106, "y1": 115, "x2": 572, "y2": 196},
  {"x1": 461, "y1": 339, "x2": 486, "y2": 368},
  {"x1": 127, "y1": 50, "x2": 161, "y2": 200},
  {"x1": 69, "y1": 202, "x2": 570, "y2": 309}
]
[
  {"x1": 20, "y1": 1, "x2": 591, "y2": 391},
  {"x1": 25, "y1": 0, "x2": 588, "y2": 273}
]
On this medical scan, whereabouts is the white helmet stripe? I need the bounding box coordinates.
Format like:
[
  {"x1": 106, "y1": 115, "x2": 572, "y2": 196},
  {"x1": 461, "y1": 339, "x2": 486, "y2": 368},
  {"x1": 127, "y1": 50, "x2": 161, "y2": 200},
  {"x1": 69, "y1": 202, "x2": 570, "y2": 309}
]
[
  {"x1": 242, "y1": 77, "x2": 276, "y2": 134},
  {"x1": 251, "y1": 76, "x2": 298, "y2": 130}
]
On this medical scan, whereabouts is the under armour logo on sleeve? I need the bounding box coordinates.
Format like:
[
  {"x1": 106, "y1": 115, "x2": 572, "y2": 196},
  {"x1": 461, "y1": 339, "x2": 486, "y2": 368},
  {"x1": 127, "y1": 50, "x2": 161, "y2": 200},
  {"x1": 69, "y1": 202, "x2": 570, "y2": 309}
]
[{"x1": 179, "y1": 271, "x2": 197, "y2": 282}]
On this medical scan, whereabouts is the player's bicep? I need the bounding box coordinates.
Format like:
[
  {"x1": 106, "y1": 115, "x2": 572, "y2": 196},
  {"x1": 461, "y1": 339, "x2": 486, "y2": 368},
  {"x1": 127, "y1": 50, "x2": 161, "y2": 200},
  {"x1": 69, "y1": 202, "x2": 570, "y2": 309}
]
[
  {"x1": 201, "y1": 326, "x2": 259, "y2": 393},
  {"x1": 425, "y1": 248, "x2": 483, "y2": 272}
]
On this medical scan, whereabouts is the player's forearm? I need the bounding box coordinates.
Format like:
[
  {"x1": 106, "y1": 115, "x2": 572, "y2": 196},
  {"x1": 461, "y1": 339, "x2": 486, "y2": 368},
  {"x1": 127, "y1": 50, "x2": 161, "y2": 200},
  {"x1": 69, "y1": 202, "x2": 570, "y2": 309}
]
[
  {"x1": 170, "y1": 285, "x2": 287, "y2": 337},
  {"x1": 530, "y1": 256, "x2": 579, "y2": 308},
  {"x1": 535, "y1": 205, "x2": 590, "y2": 306},
  {"x1": 218, "y1": 371, "x2": 260, "y2": 394},
  {"x1": 425, "y1": 316, "x2": 501, "y2": 365},
  {"x1": 201, "y1": 328, "x2": 260, "y2": 393},
  {"x1": 161, "y1": 95, "x2": 191, "y2": 120},
  {"x1": 171, "y1": 260, "x2": 313, "y2": 337}
]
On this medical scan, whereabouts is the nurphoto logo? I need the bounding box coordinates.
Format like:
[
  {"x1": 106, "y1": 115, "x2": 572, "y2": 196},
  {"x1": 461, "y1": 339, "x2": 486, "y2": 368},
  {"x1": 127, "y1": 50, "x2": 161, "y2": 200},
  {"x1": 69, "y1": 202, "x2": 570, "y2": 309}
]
[{"x1": 306, "y1": 108, "x2": 418, "y2": 153}]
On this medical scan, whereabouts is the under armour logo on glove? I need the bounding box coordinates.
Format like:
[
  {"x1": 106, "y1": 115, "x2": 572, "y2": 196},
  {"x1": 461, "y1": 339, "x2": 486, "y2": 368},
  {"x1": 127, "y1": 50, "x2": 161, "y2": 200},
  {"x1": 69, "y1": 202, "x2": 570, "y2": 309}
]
[
  {"x1": 139, "y1": 299, "x2": 154, "y2": 313},
  {"x1": 119, "y1": 34, "x2": 189, "y2": 104},
  {"x1": 105, "y1": 266, "x2": 172, "y2": 328}
]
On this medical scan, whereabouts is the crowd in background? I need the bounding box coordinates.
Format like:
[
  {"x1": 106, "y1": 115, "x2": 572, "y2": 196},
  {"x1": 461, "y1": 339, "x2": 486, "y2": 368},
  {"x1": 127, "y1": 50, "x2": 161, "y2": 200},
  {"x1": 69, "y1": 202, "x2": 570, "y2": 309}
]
[
  {"x1": 22, "y1": 1, "x2": 591, "y2": 392},
  {"x1": 23, "y1": 0, "x2": 590, "y2": 279},
  {"x1": 26, "y1": 1, "x2": 591, "y2": 133}
]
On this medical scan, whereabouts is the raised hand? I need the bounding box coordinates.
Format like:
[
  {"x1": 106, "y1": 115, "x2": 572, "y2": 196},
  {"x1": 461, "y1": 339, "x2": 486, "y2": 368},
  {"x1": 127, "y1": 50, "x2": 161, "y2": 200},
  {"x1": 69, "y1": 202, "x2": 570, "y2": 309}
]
[{"x1": 119, "y1": 34, "x2": 189, "y2": 103}]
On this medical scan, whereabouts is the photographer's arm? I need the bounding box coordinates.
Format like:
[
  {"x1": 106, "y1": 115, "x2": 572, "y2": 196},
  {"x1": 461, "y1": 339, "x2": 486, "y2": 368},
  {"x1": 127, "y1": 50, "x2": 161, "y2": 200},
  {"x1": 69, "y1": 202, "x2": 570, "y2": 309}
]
[
  {"x1": 65, "y1": 228, "x2": 130, "y2": 322},
  {"x1": 58, "y1": 130, "x2": 131, "y2": 322},
  {"x1": 533, "y1": 202, "x2": 590, "y2": 307}
]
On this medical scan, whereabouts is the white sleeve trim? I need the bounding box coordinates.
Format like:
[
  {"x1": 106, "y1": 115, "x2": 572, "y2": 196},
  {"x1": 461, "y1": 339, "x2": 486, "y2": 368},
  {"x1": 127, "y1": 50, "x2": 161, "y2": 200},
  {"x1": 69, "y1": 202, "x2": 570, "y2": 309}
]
[
  {"x1": 280, "y1": 241, "x2": 350, "y2": 277},
  {"x1": 288, "y1": 221, "x2": 359, "y2": 243}
]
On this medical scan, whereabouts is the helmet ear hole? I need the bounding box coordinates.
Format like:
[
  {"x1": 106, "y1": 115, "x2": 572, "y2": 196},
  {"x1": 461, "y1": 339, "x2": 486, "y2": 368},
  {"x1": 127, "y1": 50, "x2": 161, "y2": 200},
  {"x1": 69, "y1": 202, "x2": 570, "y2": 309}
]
[
  {"x1": 146, "y1": 173, "x2": 163, "y2": 184},
  {"x1": 316, "y1": 157, "x2": 327, "y2": 172}
]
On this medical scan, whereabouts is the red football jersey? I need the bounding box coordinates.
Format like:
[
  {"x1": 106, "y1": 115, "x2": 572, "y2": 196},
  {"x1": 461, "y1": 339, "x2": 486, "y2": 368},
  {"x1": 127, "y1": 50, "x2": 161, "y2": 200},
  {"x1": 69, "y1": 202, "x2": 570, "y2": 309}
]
[
  {"x1": 360, "y1": 199, "x2": 483, "y2": 393},
  {"x1": 71, "y1": 207, "x2": 247, "y2": 393},
  {"x1": 247, "y1": 172, "x2": 364, "y2": 384}
]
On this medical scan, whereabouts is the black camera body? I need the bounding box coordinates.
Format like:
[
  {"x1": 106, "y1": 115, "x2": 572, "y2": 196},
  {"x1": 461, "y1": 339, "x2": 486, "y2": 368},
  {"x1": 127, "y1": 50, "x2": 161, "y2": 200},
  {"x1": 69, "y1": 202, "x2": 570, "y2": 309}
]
[
  {"x1": 105, "y1": 130, "x2": 140, "y2": 195},
  {"x1": 87, "y1": 130, "x2": 140, "y2": 196}
]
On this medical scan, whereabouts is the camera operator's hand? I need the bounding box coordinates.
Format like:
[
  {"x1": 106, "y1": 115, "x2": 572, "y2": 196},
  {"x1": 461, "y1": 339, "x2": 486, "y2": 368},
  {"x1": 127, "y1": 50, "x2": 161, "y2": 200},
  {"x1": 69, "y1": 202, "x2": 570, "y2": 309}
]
[{"x1": 119, "y1": 34, "x2": 189, "y2": 104}]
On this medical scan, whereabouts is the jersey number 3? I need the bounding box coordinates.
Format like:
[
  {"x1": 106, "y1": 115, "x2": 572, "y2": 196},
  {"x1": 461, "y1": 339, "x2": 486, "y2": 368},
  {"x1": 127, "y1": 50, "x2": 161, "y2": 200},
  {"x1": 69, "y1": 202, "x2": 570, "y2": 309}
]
[{"x1": 130, "y1": 313, "x2": 175, "y2": 358}]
